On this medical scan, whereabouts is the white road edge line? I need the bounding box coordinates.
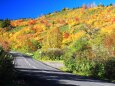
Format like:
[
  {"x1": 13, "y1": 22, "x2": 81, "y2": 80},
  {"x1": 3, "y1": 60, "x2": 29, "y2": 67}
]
[
  {"x1": 24, "y1": 57, "x2": 37, "y2": 69},
  {"x1": 95, "y1": 82, "x2": 111, "y2": 86}
]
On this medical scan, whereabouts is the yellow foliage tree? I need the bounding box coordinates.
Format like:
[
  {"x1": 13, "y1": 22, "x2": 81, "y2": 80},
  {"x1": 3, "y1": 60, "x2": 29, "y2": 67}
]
[{"x1": 43, "y1": 27, "x2": 63, "y2": 49}]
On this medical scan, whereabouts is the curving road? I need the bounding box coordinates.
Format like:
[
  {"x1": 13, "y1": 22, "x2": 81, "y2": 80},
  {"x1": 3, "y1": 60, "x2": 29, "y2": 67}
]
[{"x1": 10, "y1": 51, "x2": 115, "y2": 86}]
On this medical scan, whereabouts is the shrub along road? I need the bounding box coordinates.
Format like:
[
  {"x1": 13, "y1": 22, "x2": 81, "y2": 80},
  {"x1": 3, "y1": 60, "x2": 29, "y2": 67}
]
[{"x1": 10, "y1": 51, "x2": 115, "y2": 86}]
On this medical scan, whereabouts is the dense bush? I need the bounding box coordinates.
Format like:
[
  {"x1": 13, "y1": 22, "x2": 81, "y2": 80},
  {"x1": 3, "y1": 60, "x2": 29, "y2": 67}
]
[
  {"x1": 63, "y1": 37, "x2": 115, "y2": 80},
  {"x1": 64, "y1": 38, "x2": 89, "y2": 72},
  {"x1": 104, "y1": 58, "x2": 115, "y2": 80},
  {"x1": 64, "y1": 57, "x2": 76, "y2": 72},
  {"x1": 90, "y1": 60, "x2": 105, "y2": 78},
  {"x1": 41, "y1": 48, "x2": 63, "y2": 60},
  {"x1": 0, "y1": 46, "x2": 14, "y2": 85},
  {"x1": 1, "y1": 19, "x2": 11, "y2": 28}
]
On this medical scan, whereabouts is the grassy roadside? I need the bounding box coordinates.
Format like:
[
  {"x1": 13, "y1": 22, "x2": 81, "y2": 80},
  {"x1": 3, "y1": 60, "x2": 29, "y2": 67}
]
[{"x1": 60, "y1": 66, "x2": 115, "y2": 83}]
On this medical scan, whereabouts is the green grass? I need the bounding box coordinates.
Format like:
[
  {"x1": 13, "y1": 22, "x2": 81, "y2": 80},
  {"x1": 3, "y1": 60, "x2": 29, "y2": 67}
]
[
  {"x1": 60, "y1": 66, "x2": 90, "y2": 76},
  {"x1": 60, "y1": 25, "x2": 69, "y2": 32},
  {"x1": 112, "y1": 80, "x2": 115, "y2": 83},
  {"x1": 40, "y1": 59, "x2": 64, "y2": 63},
  {"x1": 59, "y1": 66, "x2": 68, "y2": 71}
]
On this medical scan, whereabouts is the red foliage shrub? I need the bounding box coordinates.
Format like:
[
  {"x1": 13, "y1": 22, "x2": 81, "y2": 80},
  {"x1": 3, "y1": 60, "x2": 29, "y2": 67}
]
[{"x1": 63, "y1": 32, "x2": 70, "y2": 39}]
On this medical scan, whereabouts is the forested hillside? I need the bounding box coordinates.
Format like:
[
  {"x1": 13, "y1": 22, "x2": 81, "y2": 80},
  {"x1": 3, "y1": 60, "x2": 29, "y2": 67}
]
[{"x1": 0, "y1": 5, "x2": 115, "y2": 80}]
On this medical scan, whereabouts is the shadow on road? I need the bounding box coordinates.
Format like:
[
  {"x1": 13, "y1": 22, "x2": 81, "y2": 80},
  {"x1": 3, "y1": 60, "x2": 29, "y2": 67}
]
[{"x1": 16, "y1": 68, "x2": 78, "y2": 86}]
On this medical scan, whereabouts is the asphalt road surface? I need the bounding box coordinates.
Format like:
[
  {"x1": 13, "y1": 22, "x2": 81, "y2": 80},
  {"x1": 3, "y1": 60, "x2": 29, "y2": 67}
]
[{"x1": 10, "y1": 51, "x2": 115, "y2": 86}]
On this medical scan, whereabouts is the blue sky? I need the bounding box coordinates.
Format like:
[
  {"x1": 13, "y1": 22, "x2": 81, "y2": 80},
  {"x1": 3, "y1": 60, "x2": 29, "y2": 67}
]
[{"x1": 0, "y1": 0, "x2": 115, "y2": 19}]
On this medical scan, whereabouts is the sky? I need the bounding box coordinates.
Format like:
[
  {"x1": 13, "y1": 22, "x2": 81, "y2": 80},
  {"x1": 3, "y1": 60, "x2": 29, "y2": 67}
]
[{"x1": 0, "y1": 0, "x2": 115, "y2": 20}]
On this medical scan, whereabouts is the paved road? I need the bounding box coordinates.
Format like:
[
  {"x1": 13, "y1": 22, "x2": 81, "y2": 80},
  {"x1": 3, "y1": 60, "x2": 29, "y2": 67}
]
[{"x1": 10, "y1": 51, "x2": 115, "y2": 86}]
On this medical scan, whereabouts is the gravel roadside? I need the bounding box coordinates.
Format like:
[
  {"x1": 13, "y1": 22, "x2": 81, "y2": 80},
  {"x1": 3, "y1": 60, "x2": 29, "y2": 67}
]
[{"x1": 43, "y1": 61, "x2": 64, "y2": 69}]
